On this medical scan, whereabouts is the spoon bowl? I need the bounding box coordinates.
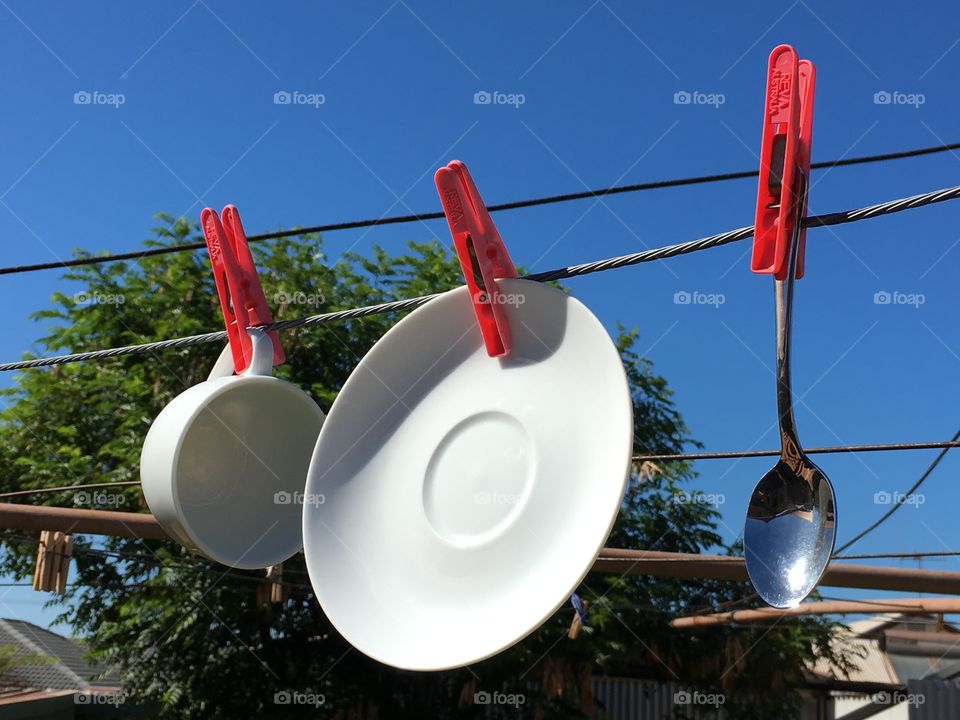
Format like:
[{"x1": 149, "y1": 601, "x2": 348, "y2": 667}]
[{"x1": 745, "y1": 455, "x2": 836, "y2": 608}]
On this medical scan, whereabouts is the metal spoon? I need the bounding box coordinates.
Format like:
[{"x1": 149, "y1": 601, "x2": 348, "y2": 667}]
[{"x1": 744, "y1": 174, "x2": 836, "y2": 609}]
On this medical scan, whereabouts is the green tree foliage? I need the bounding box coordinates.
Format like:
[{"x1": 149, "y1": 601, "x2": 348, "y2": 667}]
[{"x1": 0, "y1": 216, "x2": 855, "y2": 718}]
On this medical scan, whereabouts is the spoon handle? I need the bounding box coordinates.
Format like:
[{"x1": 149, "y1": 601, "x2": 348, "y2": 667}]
[{"x1": 775, "y1": 171, "x2": 807, "y2": 461}]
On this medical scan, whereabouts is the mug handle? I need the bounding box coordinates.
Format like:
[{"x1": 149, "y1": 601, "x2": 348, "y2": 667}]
[{"x1": 208, "y1": 328, "x2": 275, "y2": 380}]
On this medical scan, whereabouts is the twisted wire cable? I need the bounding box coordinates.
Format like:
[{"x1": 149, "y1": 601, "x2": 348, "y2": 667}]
[{"x1": 2, "y1": 182, "x2": 958, "y2": 372}]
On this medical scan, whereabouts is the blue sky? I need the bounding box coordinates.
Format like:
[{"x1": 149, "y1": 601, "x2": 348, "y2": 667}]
[{"x1": 0, "y1": 1, "x2": 959, "y2": 631}]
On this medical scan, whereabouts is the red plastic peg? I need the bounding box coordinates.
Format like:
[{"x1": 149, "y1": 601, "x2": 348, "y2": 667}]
[
  {"x1": 752, "y1": 45, "x2": 816, "y2": 280},
  {"x1": 435, "y1": 161, "x2": 518, "y2": 357},
  {"x1": 201, "y1": 205, "x2": 285, "y2": 373}
]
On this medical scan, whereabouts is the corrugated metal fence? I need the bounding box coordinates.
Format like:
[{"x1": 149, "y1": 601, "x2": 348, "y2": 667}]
[
  {"x1": 592, "y1": 677, "x2": 727, "y2": 719},
  {"x1": 590, "y1": 677, "x2": 960, "y2": 719},
  {"x1": 906, "y1": 678, "x2": 960, "y2": 719}
]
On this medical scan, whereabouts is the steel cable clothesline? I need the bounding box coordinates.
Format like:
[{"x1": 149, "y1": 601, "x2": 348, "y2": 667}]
[
  {"x1": 3, "y1": 181, "x2": 959, "y2": 373},
  {"x1": 2, "y1": 140, "x2": 959, "y2": 276}
]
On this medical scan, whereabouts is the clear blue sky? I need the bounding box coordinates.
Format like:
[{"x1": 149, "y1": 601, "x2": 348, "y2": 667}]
[{"x1": 0, "y1": 1, "x2": 958, "y2": 631}]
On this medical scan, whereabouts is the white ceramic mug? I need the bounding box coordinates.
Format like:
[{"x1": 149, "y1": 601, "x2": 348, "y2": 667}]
[{"x1": 141, "y1": 329, "x2": 325, "y2": 569}]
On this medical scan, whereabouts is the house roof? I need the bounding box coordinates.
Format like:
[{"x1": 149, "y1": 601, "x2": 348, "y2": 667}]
[
  {"x1": 809, "y1": 613, "x2": 960, "y2": 687},
  {"x1": 809, "y1": 632, "x2": 898, "y2": 685},
  {"x1": 0, "y1": 618, "x2": 121, "y2": 692}
]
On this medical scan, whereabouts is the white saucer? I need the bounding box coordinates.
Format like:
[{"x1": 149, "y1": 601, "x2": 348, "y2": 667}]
[{"x1": 302, "y1": 278, "x2": 632, "y2": 670}]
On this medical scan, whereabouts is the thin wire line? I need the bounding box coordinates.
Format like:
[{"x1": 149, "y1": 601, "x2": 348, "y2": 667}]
[
  {"x1": 835, "y1": 428, "x2": 960, "y2": 554},
  {"x1": 833, "y1": 551, "x2": 960, "y2": 560},
  {"x1": 2, "y1": 440, "x2": 958, "y2": 502},
  {"x1": 634, "y1": 440, "x2": 960, "y2": 462},
  {"x1": 0, "y1": 481, "x2": 141, "y2": 500},
  {"x1": 692, "y1": 593, "x2": 760, "y2": 616},
  {"x1": 796, "y1": 596, "x2": 944, "y2": 610},
  {"x1": 4, "y1": 181, "x2": 960, "y2": 372},
  {"x1": 2, "y1": 141, "x2": 958, "y2": 276}
]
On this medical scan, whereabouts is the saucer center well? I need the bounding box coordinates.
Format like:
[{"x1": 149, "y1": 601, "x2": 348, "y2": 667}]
[{"x1": 422, "y1": 411, "x2": 534, "y2": 546}]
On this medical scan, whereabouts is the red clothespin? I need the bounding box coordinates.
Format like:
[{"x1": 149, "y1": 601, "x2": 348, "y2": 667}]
[
  {"x1": 435, "y1": 161, "x2": 518, "y2": 357},
  {"x1": 752, "y1": 44, "x2": 816, "y2": 280},
  {"x1": 201, "y1": 205, "x2": 285, "y2": 373}
]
